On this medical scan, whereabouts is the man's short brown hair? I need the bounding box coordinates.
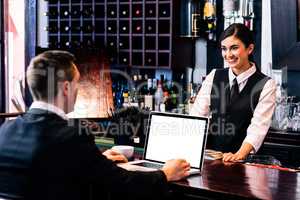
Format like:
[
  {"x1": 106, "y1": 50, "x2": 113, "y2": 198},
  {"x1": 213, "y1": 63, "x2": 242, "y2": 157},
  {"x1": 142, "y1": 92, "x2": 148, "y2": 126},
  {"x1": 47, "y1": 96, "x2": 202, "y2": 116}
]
[{"x1": 26, "y1": 50, "x2": 76, "y2": 101}]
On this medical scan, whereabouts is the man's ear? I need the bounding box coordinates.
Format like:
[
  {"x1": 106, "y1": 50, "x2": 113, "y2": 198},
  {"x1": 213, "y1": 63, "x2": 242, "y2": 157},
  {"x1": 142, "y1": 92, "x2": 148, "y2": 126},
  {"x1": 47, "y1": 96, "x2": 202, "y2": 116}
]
[
  {"x1": 248, "y1": 44, "x2": 254, "y2": 55},
  {"x1": 62, "y1": 81, "x2": 70, "y2": 97}
]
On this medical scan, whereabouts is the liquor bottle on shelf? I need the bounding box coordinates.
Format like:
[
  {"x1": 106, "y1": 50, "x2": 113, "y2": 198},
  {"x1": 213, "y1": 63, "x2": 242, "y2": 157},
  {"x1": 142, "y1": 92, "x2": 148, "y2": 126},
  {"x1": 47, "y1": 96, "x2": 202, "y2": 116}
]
[
  {"x1": 113, "y1": 82, "x2": 124, "y2": 109},
  {"x1": 120, "y1": 5, "x2": 129, "y2": 18},
  {"x1": 159, "y1": 4, "x2": 170, "y2": 17},
  {"x1": 61, "y1": 25, "x2": 71, "y2": 33},
  {"x1": 203, "y1": 0, "x2": 217, "y2": 41},
  {"x1": 132, "y1": 21, "x2": 143, "y2": 33},
  {"x1": 107, "y1": 21, "x2": 117, "y2": 33},
  {"x1": 60, "y1": 7, "x2": 70, "y2": 18},
  {"x1": 119, "y1": 21, "x2": 129, "y2": 33},
  {"x1": 145, "y1": 4, "x2": 156, "y2": 17},
  {"x1": 60, "y1": 37, "x2": 69, "y2": 48},
  {"x1": 119, "y1": 53, "x2": 129, "y2": 65},
  {"x1": 82, "y1": 7, "x2": 93, "y2": 18},
  {"x1": 64, "y1": 41, "x2": 71, "y2": 48},
  {"x1": 119, "y1": 37, "x2": 129, "y2": 49},
  {"x1": 169, "y1": 81, "x2": 178, "y2": 111},
  {"x1": 154, "y1": 80, "x2": 164, "y2": 112},
  {"x1": 144, "y1": 78, "x2": 154, "y2": 110},
  {"x1": 107, "y1": 37, "x2": 116, "y2": 48},
  {"x1": 107, "y1": 5, "x2": 117, "y2": 18},
  {"x1": 132, "y1": 4, "x2": 143, "y2": 18}
]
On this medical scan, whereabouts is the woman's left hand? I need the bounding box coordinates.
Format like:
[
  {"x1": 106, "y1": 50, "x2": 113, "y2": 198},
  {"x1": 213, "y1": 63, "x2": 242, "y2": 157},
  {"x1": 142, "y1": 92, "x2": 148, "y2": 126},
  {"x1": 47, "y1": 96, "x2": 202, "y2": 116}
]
[
  {"x1": 223, "y1": 142, "x2": 254, "y2": 162},
  {"x1": 222, "y1": 152, "x2": 246, "y2": 162}
]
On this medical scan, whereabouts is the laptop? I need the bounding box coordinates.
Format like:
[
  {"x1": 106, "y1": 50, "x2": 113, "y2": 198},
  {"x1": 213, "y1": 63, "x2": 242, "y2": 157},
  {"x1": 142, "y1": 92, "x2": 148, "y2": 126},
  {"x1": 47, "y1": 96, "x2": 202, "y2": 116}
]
[{"x1": 118, "y1": 111, "x2": 208, "y2": 175}]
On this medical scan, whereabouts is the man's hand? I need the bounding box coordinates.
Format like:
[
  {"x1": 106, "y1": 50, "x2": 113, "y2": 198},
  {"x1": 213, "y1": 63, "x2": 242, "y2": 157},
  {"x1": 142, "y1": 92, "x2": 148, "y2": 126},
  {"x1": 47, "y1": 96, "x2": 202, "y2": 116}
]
[
  {"x1": 162, "y1": 159, "x2": 190, "y2": 182},
  {"x1": 102, "y1": 149, "x2": 128, "y2": 163}
]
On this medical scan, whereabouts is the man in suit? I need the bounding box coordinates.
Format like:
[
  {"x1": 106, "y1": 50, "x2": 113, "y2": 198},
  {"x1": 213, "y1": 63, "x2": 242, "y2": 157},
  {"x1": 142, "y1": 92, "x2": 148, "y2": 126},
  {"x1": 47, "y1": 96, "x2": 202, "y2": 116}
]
[{"x1": 0, "y1": 50, "x2": 190, "y2": 200}]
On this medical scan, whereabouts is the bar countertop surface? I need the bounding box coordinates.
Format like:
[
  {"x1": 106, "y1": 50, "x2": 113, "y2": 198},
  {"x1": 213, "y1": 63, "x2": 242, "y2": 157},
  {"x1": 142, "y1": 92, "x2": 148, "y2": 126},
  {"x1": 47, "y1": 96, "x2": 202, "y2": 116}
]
[{"x1": 171, "y1": 159, "x2": 300, "y2": 200}]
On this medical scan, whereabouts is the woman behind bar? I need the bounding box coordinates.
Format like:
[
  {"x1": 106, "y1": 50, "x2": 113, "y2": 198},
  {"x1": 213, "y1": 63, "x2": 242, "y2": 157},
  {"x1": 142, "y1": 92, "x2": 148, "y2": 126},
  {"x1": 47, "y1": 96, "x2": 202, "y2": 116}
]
[{"x1": 190, "y1": 23, "x2": 276, "y2": 162}]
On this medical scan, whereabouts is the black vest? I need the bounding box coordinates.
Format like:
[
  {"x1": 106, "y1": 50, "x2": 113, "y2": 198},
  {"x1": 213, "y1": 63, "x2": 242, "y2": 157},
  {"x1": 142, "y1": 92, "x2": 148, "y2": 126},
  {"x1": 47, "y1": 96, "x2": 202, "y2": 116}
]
[{"x1": 208, "y1": 68, "x2": 270, "y2": 152}]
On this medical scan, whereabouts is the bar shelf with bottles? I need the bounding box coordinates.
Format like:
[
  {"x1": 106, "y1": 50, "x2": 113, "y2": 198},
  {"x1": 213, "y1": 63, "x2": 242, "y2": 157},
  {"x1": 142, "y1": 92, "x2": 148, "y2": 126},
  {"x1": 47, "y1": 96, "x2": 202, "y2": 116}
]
[
  {"x1": 112, "y1": 73, "x2": 193, "y2": 114},
  {"x1": 44, "y1": 0, "x2": 173, "y2": 69}
]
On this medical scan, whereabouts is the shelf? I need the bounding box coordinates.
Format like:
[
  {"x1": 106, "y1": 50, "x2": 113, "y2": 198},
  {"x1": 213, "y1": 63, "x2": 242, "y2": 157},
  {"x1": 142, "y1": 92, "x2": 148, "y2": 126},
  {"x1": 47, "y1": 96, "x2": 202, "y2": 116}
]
[{"x1": 45, "y1": 0, "x2": 172, "y2": 69}]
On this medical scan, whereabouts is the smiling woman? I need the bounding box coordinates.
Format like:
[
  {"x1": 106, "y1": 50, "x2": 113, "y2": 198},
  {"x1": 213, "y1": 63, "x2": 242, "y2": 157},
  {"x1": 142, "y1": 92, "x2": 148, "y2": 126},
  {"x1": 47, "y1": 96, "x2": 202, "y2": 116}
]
[{"x1": 190, "y1": 23, "x2": 276, "y2": 162}]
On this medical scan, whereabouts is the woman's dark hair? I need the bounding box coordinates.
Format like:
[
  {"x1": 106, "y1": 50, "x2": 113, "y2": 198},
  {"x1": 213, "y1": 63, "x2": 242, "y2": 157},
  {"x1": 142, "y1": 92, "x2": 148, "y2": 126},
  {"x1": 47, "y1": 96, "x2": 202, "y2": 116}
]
[{"x1": 219, "y1": 23, "x2": 255, "y2": 61}]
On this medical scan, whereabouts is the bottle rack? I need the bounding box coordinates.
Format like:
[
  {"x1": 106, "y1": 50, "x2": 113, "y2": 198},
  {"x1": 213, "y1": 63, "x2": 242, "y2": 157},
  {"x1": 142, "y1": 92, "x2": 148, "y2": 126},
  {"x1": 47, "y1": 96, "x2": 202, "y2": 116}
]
[{"x1": 45, "y1": 0, "x2": 172, "y2": 68}]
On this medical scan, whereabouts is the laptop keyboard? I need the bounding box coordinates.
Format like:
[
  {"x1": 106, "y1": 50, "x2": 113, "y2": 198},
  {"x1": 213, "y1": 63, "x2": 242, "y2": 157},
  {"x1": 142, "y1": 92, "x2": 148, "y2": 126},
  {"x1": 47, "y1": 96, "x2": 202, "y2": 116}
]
[{"x1": 134, "y1": 162, "x2": 164, "y2": 169}]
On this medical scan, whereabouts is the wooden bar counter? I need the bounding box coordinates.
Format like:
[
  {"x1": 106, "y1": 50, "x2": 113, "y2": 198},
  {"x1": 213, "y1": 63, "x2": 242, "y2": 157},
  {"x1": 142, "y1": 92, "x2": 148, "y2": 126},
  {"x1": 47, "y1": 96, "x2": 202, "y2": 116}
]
[{"x1": 170, "y1": 159, "x2": 300, "y2": 200}]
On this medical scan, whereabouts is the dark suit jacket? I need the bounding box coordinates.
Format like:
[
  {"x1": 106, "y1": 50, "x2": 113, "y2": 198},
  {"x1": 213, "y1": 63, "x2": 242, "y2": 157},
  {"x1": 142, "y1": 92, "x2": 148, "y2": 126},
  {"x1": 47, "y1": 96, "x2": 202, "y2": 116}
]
[{"x1": 0, "y1": 109, "x2": 168, "y2": 200}]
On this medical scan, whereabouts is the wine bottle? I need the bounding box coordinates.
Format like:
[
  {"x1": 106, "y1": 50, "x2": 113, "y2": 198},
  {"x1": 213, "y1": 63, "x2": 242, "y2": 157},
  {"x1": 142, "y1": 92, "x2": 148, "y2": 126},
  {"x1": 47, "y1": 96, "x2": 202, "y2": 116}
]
[
  {"x1": 107, "y1": 5, "x2": 117, "y2": 18},
  {"x1": 61, "y1": 25, "x2": 70, "y2": 33},
  {"x1": 145, "y1": 21, "x2": 156, "y2": 33},
  {"x1": 119, "y1": 21, "x2": 129, "y2": 33},
  {"x1": 60, "y1": 6, "x2": 70, "y2": 18},
  {"x1": 159, "y1": 4, "x2": 170, "y2": 17},
  {"x1": 107, "y1": 22, "x2": 116, "y2": 33},
  {"x1": 132, "y1": 4, "x2": 143, "y2": 17},
  {"x1": 133, "y1": 21, "x2": 143, "y2": 33},
  {"x1": 146, "y1": 4, "x2": 156, "y2": 17},
  {"x1": 120, "y1": 5, "x2": 129, "y2": 17}
]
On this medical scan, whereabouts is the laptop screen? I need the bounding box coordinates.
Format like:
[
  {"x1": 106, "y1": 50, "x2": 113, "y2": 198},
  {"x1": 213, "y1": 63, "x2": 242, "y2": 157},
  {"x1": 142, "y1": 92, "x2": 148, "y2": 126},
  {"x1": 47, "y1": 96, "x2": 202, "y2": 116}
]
[{"x1": 144, "y1": 112, "x2": 208, "y2": 168}]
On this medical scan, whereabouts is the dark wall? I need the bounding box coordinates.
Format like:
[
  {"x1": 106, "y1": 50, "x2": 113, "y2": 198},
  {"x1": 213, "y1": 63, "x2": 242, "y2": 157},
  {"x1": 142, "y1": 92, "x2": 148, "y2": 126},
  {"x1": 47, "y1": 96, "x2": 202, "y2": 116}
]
[
  {"x1": 24, "y1": 0, "x2": 37, "y2": 107},
  {"x1": 0, "y1": 0, "x2": 4, "y2": 118},
  {"x1": 271, "y1": 0, "x2": 299, "y2": 69}
]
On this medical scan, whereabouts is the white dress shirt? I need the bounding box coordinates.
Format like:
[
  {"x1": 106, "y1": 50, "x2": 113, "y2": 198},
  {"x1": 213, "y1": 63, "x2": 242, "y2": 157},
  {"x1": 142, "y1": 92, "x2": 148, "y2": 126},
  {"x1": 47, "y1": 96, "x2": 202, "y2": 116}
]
[
  {"x1": 190, "y1": 64, "x2": 276, "y2": 152},
  {"x1": 30, "y1": 101, "x2": 68, "y2": 120}
]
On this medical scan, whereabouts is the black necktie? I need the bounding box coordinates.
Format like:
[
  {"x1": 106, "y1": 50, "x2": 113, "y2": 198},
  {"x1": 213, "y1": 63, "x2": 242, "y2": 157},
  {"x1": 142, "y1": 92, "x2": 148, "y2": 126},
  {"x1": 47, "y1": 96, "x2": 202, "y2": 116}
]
[{"x1": 230, "y1": 78, "x2": 239, "y2": 104}]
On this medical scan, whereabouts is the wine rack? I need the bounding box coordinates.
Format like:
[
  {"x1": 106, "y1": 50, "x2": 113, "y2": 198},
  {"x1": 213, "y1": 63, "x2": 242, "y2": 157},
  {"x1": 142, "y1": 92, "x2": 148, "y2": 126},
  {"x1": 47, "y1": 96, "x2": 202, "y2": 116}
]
[{"x1": 44, "y1": 0, "x2": 172, "y2": 68}]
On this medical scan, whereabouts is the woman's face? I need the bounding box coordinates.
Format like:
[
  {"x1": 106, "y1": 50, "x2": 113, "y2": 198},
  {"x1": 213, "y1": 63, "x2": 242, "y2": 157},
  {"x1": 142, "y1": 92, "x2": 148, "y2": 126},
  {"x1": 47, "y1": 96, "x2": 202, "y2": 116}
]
[{"x1": 221, "y1": 35, "x2": 254, "y2": 73}]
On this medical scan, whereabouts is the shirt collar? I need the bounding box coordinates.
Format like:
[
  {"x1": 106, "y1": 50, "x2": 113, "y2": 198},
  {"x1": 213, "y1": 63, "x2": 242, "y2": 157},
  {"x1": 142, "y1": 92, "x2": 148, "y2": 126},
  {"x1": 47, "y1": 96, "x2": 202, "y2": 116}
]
[
  {"x1": 228, "y1": 62, "x2": 256, "y2": 86},
  {"x1": 30, "y1": 101, "x2": 68, "y2": 120}
]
